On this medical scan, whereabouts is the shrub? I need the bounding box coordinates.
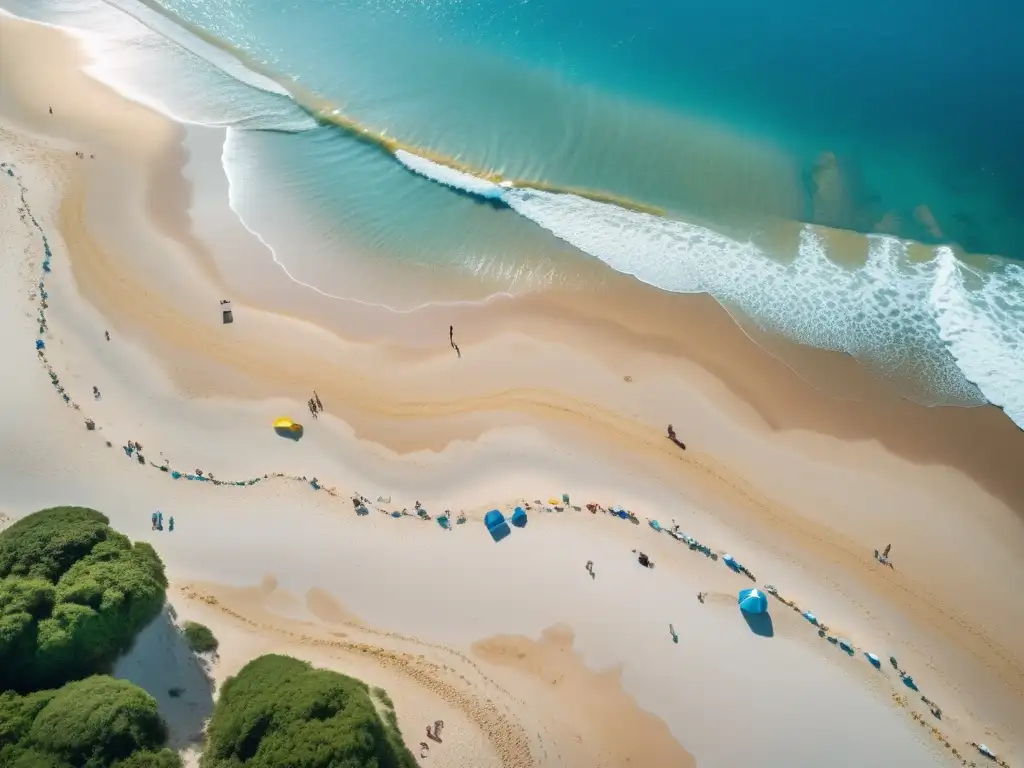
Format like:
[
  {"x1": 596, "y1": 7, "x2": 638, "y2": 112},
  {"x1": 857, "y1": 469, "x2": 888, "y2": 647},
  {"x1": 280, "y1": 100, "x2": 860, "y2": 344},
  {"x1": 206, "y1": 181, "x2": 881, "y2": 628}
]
[
  {"x1": 182, "y1": 622, "x2": 218, "y2": 654},
  {"x1": 201, "y1": 655, "x2": 417, "y2": 768},
  {"x1": 0, "y1": 676, "x2": 181, "y2": 768},
  {"x1": 0, "y1": 507, "x2": 167, "y2": 692}
]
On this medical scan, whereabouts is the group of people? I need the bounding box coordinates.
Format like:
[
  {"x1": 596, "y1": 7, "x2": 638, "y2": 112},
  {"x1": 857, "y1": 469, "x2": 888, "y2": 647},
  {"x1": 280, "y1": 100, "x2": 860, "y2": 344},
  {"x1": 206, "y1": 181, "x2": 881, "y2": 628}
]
[
  {"x1": 307, "y1": 391, "x2": 323, "y2": 418},
  {"x1": 420, "y1": 720, "x2": 444, "y2": 759},
  {"x1": 11, "y1": 153, "x2": 1000, "y2": 768},
  {"x1": 874, "y1": 543, "x2": 894, "y2": 568},
  {"x1": 150, "y1": 510, "x2": 174, "y2": 532}
]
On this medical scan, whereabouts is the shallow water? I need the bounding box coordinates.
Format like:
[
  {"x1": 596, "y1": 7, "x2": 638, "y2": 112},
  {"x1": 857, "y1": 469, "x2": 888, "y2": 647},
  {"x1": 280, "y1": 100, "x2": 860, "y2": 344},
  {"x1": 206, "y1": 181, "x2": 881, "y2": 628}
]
[{"x1": 3, "y1": 0, "x2": 1022, "y2": 428}]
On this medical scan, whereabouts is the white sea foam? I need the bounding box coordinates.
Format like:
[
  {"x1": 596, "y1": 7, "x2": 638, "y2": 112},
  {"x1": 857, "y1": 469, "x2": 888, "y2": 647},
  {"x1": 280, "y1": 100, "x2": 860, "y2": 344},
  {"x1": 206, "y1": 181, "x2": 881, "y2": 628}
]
[
  {"x1": 0, "y1": 0, "x2": 315, "y2": 131},
  {"x1": 356, "y1": 151, "x2": 1024, "y2": 425},
  {"x1": 930, "y1": 248, "x2": 1024, "y2": 426},
  {"x1": 394, "y1": 150, "x2": 505, "y2": 199},
  {"x1": 3, "y1": 0, "x2": 1020, "y2": 427},
  {"x1": 500, "y1": 185, "x2": 1024, "y2": 426}
]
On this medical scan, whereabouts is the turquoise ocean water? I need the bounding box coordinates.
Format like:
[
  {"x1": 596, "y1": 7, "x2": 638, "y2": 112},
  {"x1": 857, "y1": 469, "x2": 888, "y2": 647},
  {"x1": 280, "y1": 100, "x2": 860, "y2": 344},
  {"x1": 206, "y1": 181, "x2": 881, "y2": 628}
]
[{"x1": 2, "y1": 0, "x2": 1022, "y2": 427}]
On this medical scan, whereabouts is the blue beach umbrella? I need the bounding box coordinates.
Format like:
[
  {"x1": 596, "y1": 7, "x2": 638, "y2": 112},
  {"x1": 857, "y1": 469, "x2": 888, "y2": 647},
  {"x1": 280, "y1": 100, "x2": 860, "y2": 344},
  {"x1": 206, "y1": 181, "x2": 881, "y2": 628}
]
[
  {"x1": 738, "y1": 588, "x2": 768, "y2": 614},
  {"x1": 803, "y1": 611, "x2": 818, "y2": 625},
  {"x1": 485, "y1": 509, "x2": 511, "y2": 542}
]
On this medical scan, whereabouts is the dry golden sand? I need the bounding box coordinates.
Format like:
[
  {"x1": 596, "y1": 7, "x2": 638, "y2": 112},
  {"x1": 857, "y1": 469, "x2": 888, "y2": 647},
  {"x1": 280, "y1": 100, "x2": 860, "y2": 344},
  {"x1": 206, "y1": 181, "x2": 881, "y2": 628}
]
[
  {"x1": 174, "y1": 580, "x2": 690, "y2": 768},
  {"x1": 2, "y1": 11, "x2": 1024, "y2": 764},
  {"x1": 472, "y1": 625, "x2": 695, "y2": 767}
]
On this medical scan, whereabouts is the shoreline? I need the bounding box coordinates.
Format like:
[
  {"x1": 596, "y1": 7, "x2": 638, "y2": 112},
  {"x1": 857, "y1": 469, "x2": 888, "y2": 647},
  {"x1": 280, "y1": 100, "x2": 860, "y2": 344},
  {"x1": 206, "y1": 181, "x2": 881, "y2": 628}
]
[
  {"x1": 1, "y1": 11, "x2": 1023, "y2": 767},
  {"x1": 3, "y1": 4, "x2": 1020, "y2": 421}
]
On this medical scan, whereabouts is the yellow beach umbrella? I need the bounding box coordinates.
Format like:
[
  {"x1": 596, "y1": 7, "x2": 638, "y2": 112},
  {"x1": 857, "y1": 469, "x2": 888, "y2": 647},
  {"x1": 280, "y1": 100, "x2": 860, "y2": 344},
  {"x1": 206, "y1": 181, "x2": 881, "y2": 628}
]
[{"x1": 273, "y1": 417, "x2": 303, "y2": 439}]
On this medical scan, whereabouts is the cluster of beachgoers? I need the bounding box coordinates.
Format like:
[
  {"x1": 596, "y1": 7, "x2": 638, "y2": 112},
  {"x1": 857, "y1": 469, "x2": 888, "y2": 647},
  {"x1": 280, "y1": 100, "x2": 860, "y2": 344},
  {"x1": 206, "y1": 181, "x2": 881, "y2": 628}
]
[{"x1": 5, "y1": 157, "x2": 1011, "y2": 768}]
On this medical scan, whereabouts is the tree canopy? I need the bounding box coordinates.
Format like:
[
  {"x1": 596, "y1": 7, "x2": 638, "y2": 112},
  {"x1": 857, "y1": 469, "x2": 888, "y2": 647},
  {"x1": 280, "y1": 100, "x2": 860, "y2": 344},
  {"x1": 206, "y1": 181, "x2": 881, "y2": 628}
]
[
  {"x1": 0, "y1": 507, "x2": 168, "y2": 692},
  {"x1": 0, "y1": 675, "x2": 181, "y2": 768},
  {"x1": 201, "y1": 655, "x2": 416, "y2": 768},
  {"x1": 182, "y1": 621, "x2": 218, "y2": 654}
]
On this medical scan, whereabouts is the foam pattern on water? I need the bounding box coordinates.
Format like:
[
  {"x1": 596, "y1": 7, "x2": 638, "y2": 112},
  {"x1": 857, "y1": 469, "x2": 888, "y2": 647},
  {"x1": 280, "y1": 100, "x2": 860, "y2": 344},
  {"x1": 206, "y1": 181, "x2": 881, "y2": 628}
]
[
  {"x1": 0, "y1": 0, "x2": 314, "y2": 131},
  {"x1": 500, "y1": 186, "x2": 1024, "y2": 415},
  {"x1": 930, "y1": 248, "x2": 1024, "y2": 426}
]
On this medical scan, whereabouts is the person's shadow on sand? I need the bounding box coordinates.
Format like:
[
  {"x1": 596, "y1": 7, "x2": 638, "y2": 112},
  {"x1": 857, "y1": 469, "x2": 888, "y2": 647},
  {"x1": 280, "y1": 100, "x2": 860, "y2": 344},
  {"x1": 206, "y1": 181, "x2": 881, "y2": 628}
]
[{"x1": 742, "y1": 612, "x2": 775, "y2": 638}]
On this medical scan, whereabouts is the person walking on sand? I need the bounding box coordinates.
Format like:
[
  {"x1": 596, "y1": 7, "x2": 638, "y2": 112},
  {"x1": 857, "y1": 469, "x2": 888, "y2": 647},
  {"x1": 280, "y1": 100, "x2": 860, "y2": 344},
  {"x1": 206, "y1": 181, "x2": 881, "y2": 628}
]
[
  {"x1": 314, "y1": 391, "x2": 323, "y2": 411},
  {"x1": 585, "y1": 560, "x2": 594, "y2": 578},
  {"x1": 449, "y1": 325, "x2": 454, "y2": 346},
  {"x1": 104, "y1": 330, "x2": 110, "y2": 341},
  {"x1": 669, "y1": 624, "x2": 678, "y2": 643},
  {"x1": 49, "y1": 107, "x2": 53, "y2": 115}
]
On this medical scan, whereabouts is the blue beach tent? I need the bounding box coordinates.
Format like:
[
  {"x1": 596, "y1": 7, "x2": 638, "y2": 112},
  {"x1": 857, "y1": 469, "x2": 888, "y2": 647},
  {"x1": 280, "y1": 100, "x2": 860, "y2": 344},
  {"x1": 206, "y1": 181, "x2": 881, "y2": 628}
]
[
  {"x1": 738, "y1": 588, "x2": 768, "y2": 614},
  {"x1": 511, "y1": 506, "x2": 528, "y2": 528},
  {"x1": 485, "y1": 509, "x2": 511, "y2": 542}
]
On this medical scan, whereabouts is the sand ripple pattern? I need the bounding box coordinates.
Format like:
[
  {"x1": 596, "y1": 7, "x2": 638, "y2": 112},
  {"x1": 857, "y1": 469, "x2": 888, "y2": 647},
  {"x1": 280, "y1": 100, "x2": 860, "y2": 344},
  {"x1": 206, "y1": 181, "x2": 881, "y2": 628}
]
[{"x1": 2, "y1": 158, "x2": 1016, "y2": 767}]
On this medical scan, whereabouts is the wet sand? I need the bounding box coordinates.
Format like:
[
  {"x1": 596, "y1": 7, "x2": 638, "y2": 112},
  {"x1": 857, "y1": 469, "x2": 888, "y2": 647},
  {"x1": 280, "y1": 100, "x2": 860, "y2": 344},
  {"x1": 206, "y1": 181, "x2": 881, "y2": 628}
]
[{"x1": 1, "y1": 11, "x2": 1022, "y2": 767}]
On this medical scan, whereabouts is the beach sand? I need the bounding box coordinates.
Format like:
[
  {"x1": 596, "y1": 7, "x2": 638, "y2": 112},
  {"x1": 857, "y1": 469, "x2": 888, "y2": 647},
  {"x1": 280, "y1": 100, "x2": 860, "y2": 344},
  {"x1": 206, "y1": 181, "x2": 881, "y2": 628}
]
[{"x1": 1, "y1": 11, "x2": 1023, "y2": 767}]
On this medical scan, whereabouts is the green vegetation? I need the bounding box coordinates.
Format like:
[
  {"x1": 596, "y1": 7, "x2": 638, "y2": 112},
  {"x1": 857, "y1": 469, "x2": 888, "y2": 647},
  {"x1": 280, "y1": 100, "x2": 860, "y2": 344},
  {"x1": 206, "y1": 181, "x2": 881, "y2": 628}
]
[
  {"x1": 0, "y1": 507, "x2": 168, "y2": 693},
  {"x1": 0, "y1": 675, "x2": 179, "y2": 767},
  {"x1": 369, "y1": 686, "x2": 408, "y2": 764},
  {"x1": 370, "y1": 687, "x2": 393, "y2": 709},
  {"x1": 0, "y1": 507, "x2": 180, "y2": 767},
  {"x1": 182, "y1": 622, "x2": 218, "y2": 655},
  {"x1": 201, "y1": 655, "x2": 417, "y2": 768}
]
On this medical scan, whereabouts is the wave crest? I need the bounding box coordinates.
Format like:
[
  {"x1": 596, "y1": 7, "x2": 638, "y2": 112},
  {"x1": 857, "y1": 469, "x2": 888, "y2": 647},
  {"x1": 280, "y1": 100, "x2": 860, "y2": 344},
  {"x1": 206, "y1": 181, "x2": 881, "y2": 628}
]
[
  {"x1": 930, "y1": 249, "x2": 1024, "y2": 426},
  {"x1": 499, "y1": 185, "x2": 1020, "y2": 417}
]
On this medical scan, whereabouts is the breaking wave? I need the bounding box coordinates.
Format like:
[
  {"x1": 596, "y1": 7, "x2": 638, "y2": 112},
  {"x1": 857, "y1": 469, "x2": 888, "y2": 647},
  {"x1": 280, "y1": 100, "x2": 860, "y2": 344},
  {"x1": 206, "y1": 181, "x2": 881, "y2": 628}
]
[
  {"x1": 0, "y1": 0, "x2": 315, "y2": 131},
  {"x1": 395, "y1": 152, "x2": 1024, "y2": 428},
  {"x1": 2, "y1": 0, "x2": 1021, "y2": 429}
]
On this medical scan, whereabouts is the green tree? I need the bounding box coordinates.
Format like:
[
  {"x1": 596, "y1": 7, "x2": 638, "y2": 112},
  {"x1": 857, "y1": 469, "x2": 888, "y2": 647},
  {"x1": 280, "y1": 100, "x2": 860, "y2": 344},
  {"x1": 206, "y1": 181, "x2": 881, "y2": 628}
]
[
  {"x1": 202, "y1": 655, "x2": 416, "y2": 768},
  {"x1": 0, "y1": 507, "x2": 167, "y2": 692},
  {"x1": 182, "y1": 622, "x2": 218, "y2": 654},
  {"x1": 0, "y1": 676, "x2": 181, "y2": 768}
]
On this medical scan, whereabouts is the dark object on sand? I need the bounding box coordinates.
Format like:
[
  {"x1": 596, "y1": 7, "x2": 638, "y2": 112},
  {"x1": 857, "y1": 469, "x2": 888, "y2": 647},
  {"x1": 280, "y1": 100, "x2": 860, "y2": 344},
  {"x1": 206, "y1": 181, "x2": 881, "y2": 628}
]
[
  {"x1": 666, "y1": 423, "x2": 686, "y2": 450},
  {"x1": 484, "y1": 509, "x2": 511, "y2": 542},
  {"x1": 637, "y1": 552, "x2": 654, "y2": 568},
  {"x1": 220, "y1": 299, "x2": 233, "y2": 324}
]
